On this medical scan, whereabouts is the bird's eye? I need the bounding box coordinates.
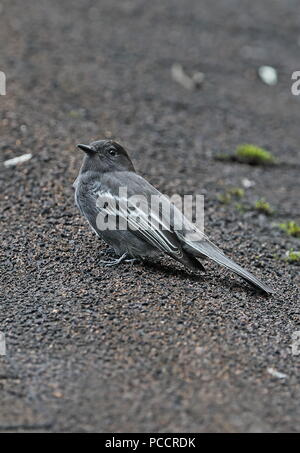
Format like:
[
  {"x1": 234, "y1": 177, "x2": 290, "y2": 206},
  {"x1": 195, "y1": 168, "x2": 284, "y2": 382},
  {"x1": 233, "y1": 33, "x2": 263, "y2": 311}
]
[{"x1": 108, "y1": 148, "x2": 117, "y2": 157}]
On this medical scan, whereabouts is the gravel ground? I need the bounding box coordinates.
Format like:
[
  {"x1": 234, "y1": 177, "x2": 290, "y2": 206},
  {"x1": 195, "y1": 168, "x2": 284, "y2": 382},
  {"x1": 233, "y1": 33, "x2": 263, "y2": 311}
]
[{"x1": 1, "y1": 0, "x2": 300, "y2": 433}]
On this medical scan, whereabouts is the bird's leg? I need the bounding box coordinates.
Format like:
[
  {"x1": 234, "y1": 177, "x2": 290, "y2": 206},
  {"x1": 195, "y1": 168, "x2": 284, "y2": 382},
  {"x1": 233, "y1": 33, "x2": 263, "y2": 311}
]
[
  {"x1": 99, "y1": 253, "x2": 129, "y2": 267},
  {"x1": 123, "y1": 257, "x2": 141, "y2": 265},
  {"x1": 99, "y1": 253, "x2": 141, "y2": 267}
]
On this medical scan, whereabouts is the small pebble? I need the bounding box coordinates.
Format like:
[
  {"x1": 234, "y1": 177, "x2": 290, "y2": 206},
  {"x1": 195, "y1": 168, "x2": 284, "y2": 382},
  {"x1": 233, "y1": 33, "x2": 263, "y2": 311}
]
[
  {"x1": 171, "y1": 64, "x2": 204, "y2": 90},
  {"x1": 192, "y1": 72, "x2": 205, "y2": 87},
  {"x1": 4, "y1": 153, "x2": 32, "y2": 167},
  {"x1": 258, "y1": 66, "x2": 278, "y2": 86},
  {"x1": 267, "y1": 367, "x2": 287, "y2": 379},
  {"x1": 242, "y1": 178, "x2": 255, "y2": 188},
  {"x1": 171, "y1": 63, "x2": 194, "y2": 90}
]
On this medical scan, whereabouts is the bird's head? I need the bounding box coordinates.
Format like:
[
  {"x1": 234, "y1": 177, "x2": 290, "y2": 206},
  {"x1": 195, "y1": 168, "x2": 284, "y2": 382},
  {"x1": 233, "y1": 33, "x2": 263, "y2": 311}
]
[{"x1": 77, "y1": 140, "x2": 135, "y2": 173}]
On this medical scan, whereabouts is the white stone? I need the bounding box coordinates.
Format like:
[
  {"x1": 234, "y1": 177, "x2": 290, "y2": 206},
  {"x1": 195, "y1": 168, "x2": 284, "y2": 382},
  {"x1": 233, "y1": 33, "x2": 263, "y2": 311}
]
[
  {"x1": 258, "y1": 66, "x2": 278, "y2": 86},
  {"x1": 267, "y1": 367, "x2": 287, "y2": 379},
  {"x1": 4, "y1": 153, "x2": 32, "y2": 167}
]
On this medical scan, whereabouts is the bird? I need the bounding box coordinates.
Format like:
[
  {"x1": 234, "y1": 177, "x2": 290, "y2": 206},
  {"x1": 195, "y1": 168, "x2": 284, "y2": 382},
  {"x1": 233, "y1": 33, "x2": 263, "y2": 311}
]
[{"x1": 74, "y1": 139, "x2": 274, "y2": 295}]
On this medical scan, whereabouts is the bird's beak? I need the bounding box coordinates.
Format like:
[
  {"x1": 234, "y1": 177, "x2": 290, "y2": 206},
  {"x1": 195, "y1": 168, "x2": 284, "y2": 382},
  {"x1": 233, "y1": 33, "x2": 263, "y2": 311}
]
[{"x1": 77, "y1": 144, "x2": 95, "y2": 154}]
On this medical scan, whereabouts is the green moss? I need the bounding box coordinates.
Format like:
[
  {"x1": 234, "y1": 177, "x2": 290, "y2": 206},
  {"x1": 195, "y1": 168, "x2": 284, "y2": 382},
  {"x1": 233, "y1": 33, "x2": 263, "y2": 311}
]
[
  {"x1": 69, "y1": 110, "x2": 80, "y2": 118},
  {"x1": 279, "y1": 221, "x2": 300, "y2": 238},
  {"x1": 69, "y1": 109, "x2": 85, "y2": 118},
  {"x1": 228, "y1": 187, "x2": 245, "y2": 198},
  {"x1": 235, "y1": 144, "x2": 276, "y2": 165},
  {"x1": 218, "y1": 187, "x2": 245, "y2": 205},
  {"x1": 254, "y1": 199, "x2": 274, "y2": 215},
  {"x1": 218, "y1": 193, "x2": 232, "y2": 204},
  {"x1": 285, "y1": 249, "x2": 300, "y2": 263}
]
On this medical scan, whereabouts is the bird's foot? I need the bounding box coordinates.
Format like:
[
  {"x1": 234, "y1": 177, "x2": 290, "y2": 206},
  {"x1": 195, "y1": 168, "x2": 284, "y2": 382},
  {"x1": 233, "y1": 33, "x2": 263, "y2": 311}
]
[
  {"x1": 99, "y1": 253, "x2": 140, "y2": 267},
  {"x1": 99, "y1": 253, "x2": 128, "y2": 267},
  {"x1": 124, "y1": 258, "x2": 141, "y2": 265}
]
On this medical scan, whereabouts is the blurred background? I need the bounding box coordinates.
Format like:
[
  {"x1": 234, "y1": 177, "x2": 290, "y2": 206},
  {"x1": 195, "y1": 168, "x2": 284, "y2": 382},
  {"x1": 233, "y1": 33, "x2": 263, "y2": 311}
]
[
  {"x1": 1, "y1": 0, "x2": 299, "y2": 433},
  {"x1": 1, "y1": 0, "x2": 300, "y2": 219}
]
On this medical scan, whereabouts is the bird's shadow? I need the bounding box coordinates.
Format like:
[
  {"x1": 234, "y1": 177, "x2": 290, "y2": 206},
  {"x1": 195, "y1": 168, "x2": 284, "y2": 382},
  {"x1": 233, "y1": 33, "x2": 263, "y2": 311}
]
[
  {"x1": 141, "y1": 258, "x2": 263, "y2": 296},
  {"x1": 96, "y1": 248, "x2": 265, "y2": 297}
]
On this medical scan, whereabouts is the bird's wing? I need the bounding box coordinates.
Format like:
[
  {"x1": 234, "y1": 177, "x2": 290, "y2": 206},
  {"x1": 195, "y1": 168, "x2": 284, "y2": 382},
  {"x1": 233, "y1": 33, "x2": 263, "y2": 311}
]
[
  {"x1": 90, "y1": 173, "x2": 203, "y2": 268},
  {"x1": 96, "y1": 189, "x2": 183, "y2": 258}
]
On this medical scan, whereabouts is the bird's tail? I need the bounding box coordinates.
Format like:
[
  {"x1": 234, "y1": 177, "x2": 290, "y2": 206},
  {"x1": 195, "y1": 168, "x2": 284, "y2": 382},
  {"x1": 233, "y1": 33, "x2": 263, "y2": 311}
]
[{"x1": 181, "y1": 236, "x2": 274, "y2": 295}]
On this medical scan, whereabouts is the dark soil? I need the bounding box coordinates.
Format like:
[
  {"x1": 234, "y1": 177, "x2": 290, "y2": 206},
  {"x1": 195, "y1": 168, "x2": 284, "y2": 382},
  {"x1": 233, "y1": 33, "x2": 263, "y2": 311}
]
[{"x1": 0, "y1": 0, "x2": 299, "y2": 432}]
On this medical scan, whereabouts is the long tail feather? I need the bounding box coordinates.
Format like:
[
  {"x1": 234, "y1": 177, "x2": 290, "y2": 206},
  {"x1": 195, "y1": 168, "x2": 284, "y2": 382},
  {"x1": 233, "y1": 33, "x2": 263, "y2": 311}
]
[{"x1": 182, "y1": 238, "x2": 274, "y2": 294}]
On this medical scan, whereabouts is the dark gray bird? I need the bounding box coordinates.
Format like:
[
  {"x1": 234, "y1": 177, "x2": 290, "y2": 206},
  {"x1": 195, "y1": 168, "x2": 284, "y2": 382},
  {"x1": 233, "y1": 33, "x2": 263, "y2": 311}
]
[{"x1": 74, "y1": 139, "x2": 274, "y2": 294}]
